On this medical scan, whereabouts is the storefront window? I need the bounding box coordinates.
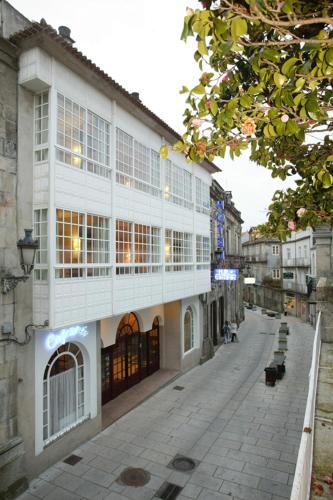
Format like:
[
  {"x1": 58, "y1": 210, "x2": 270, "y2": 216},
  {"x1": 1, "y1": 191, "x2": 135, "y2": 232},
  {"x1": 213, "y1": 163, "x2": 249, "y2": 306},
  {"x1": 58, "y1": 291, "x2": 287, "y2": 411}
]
[
  {"x1": 43, "y1": 342, "x2": 85, "y2": 445},
  {"x1": 184, "y1": 306, "x2": 194, "y2": 353}
]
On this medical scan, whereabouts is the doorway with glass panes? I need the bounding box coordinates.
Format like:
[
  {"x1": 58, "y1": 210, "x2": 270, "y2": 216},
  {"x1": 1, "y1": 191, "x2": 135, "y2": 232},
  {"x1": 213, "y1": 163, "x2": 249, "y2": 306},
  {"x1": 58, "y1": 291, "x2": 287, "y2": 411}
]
[{"x1": 101, "y1": 313, "x2": 160, "y2": 404}]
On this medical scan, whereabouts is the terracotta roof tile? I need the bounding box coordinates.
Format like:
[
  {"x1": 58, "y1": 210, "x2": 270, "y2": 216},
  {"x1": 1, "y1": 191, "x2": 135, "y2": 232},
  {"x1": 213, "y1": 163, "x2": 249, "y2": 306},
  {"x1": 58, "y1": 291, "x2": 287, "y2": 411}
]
[{"x1": 10, "y1": 20, "x2": 219, "y2": 174}]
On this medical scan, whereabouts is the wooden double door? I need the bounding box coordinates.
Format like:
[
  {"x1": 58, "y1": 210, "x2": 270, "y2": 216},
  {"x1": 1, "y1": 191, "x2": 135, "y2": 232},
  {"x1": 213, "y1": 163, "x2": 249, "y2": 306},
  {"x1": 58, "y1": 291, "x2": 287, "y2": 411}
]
[{"x1": 101, "y1": 315, "x2": 160, "y2": 404}]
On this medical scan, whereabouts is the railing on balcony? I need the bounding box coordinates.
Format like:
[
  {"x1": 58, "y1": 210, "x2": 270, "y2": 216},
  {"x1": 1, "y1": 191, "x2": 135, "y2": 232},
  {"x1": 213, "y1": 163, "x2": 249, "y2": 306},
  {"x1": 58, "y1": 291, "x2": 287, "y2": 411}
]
[
  {"x1": 244, "y1": 254, "x2": 268, "y2": 263},
  {"x1": 283, "y1": 281, "x2": 308, "y2": 294},
  {"x1": 283, "y1": 258, "x2": 311, "y2": 267},
  {"x1": 291, "y1": 311, "x2": 321, "y2": 500}
]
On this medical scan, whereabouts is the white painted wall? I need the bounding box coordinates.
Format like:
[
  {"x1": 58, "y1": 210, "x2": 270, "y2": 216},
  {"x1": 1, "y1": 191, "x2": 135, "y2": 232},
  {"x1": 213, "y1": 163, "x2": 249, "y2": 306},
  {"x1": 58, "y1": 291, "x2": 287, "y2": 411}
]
[{"x1": 20, "y1": 48, "x2": 212, "y2": 330}]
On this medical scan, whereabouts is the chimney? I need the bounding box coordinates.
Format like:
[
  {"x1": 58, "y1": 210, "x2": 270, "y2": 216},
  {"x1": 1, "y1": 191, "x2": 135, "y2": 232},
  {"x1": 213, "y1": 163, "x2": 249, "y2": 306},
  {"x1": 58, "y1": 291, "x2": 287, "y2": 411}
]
[
  {"x1": 58, "y1": 26, "x2": 75, "y2": 44},
  {"x1": 131, "y1": 92, "x2": 141, "y2": 102}
]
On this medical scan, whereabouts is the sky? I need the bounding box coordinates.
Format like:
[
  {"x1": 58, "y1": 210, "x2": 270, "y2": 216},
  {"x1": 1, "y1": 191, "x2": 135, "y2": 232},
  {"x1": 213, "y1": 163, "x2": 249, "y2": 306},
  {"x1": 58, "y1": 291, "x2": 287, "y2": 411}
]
[{"x1": 9, "y1": 0, "x2": 295, "y2": 230}]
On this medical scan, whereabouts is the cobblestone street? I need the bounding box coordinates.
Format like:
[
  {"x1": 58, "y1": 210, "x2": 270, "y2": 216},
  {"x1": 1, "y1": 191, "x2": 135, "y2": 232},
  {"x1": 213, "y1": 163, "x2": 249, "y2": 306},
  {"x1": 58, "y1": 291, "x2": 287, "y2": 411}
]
[{"x1": 19, "y1": 309, "x2": 315, "y2": 500}]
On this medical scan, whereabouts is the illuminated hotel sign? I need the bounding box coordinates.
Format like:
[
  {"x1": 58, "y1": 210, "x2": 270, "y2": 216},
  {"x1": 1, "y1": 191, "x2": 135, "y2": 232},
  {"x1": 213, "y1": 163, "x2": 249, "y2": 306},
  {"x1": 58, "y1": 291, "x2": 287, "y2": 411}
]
[
  {"x1": 216, "y1": 200, "x2": 225, "y2": 261},
  {"x1": 45, "y1": 325, "x2": 89, "y2": 350},
  {"x1": 214, "y1": 268, "x2": 239, "y2": 281}
]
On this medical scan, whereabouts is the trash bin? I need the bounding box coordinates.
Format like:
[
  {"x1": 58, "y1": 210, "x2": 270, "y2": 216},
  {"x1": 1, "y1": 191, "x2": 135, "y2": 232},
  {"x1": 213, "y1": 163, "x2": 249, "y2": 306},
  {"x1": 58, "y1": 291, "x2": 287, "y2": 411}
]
[{"x1": 264, "y1": 365, "x2": 277, "y2": 386}]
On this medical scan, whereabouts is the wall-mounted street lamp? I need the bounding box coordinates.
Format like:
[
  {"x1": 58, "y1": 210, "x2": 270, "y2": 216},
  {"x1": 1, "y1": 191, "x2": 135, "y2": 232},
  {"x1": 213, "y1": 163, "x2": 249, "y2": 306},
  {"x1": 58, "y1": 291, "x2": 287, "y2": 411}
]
[{"x1": 1, "y1": 229, "x2": 38, "y2": 294}]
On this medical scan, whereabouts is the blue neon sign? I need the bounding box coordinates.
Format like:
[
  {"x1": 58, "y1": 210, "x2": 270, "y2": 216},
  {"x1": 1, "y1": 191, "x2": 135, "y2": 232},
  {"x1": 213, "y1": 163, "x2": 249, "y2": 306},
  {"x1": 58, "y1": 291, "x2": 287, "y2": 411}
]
[
  {"x1": 45, "y1": 325, "x2": 89, "y2": 350},
  {"x1": 214, "y1": 268, "x2": 239, "y2": 281}
]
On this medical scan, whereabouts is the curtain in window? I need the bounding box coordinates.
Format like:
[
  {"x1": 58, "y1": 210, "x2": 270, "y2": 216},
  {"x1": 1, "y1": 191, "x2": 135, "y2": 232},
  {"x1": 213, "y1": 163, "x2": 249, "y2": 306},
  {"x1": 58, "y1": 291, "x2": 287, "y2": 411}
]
[{"x1": 50, "y1": 366, "x2": 76, "y2": 435}]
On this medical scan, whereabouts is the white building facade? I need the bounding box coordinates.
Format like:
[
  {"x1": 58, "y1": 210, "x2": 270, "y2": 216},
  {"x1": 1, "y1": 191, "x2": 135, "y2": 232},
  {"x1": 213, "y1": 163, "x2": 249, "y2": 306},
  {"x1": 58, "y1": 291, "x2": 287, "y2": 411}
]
[
  {"x1": 281, "y1": 229, "x2": 312, "y2": 321},
  {"x1": 9, "y1": 21, "x2": 218, "y2": 478}
]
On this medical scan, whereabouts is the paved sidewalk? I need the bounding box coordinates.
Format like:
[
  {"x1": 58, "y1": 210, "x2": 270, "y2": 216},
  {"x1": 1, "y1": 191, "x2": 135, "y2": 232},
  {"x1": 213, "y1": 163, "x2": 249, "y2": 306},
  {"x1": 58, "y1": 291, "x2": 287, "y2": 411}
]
[{"x1": 19, "y1": 310, "x2": 315, "y2": 500}]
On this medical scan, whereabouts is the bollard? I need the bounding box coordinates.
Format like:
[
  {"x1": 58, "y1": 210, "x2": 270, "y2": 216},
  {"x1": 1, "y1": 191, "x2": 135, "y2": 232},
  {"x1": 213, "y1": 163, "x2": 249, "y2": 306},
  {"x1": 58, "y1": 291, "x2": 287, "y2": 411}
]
[
  {"x1": 274, "y1": 350, "x2": 286, "y2": 365},
  {"x1": 278, "y1": 338, "x2": 288, "y2": 351},
  {"x1": 280, "y1": 322, "x2": 290, "y2": 335}
]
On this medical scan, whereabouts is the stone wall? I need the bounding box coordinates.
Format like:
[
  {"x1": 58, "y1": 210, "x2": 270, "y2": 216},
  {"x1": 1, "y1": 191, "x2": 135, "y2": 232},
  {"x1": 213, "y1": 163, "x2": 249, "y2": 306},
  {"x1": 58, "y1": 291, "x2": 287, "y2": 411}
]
[{"x1": 0, "y1": 38, "x2": 28, "y2": 499}]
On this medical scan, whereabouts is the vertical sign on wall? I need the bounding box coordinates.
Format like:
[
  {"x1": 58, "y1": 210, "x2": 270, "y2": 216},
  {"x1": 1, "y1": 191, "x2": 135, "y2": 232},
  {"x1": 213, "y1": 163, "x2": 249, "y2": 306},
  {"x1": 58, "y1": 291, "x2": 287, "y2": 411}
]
[{"x1": 216, "y1": 200, "x2": 225, "y2": 262}]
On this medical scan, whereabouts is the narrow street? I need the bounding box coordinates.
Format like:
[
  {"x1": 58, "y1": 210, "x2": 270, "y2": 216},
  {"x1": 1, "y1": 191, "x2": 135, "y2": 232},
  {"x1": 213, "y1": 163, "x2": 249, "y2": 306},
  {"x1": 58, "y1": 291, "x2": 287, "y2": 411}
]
[{"x1": 19, "y1": 310, "x2": 315, "y2": 500}]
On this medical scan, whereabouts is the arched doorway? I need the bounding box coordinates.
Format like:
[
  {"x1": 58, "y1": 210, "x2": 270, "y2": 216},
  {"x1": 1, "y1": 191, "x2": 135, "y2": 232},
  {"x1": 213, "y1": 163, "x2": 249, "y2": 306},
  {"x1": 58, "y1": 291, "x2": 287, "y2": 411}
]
[{"x1": 101, "y1": 313, "x2": 160, "y2": 404}]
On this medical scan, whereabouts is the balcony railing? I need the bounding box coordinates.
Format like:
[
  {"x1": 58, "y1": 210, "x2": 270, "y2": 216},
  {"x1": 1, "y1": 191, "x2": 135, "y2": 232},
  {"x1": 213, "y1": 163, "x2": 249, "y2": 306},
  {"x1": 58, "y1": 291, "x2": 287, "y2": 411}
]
[
  {"x1": 291, "y1": 312, "x2": 321, "y2": 500},
  {"x1": 244, "y1": 254, "x2": 268, "y2": 263},
  {"x1": 283, "y1": 281, "x2": 308, "y2": 294},
  {"x1": 283, "y1": 258, "x2": 310, "y2": 268}
]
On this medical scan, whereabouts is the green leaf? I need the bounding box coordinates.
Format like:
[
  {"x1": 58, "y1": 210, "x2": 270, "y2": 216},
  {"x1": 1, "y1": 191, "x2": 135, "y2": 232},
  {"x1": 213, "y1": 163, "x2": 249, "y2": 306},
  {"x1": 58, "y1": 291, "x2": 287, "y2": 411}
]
[
  {"x1": 305, "y1": 95, "x2": 320, "y2": 113},
  {"x1": 214, "y1": 18, "x2": 228, "y2": 35},
  {"x1": 325, "y1": 48, "x2": 333, "y2": 66},
  {"x1": 322, "y1": 172, "x2": 333, "y2": 188},
  {"x1": 274, "y1": 73, "x2": 287, "y2": 88},
  {"x1": 286, "y1": 120, "x2": 299, "y2": 135},
  {"x1": 179, "y1": 86, "x2": 189, "y2": 94},
  {"x1": 173, "y1": 141, "x2": 185, "y2": 152},
  {"x1": 210, "y1": 99, "x2": 218, "y2": 116},
  {"x1": 192, "y1": 84, "x2": 206, "y2": 95},
  {"x1": 240, "y1": 95, "x2": 253, "y2": 108},
  {"x1": 326, "y1": 155, "x2": 333, "y2": 162},
  {"x1": 198, "y1": 39, "x2": 208, "y2": 56},
  {"x1": 231, "y1": 18, "x2": 248, "y2": 41},
  {"x1": 160, "y1": 145, "x2": 169, "y2": 160},
  {"x1": 281, "y1": 57, "x2": 298, "y2": 76},
  {"x1": 262, "y1": 48, "x2": 281, "y2": 62},
  {"x1": 294, "y1": 78, "x2": 305, "y2": 92}
]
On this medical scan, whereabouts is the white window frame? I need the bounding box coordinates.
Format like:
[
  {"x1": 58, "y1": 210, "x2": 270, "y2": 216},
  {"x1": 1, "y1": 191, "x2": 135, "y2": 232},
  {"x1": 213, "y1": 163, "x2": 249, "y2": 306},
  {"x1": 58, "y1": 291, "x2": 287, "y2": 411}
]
[
  {"x1": 34, "y1": 209, "x2": 48, "y2": 281},
  {"x1": 272, "y1": 268, "x2": 281, "y2": 279},
  {"x1": 164, "y1": 160, "x2": 193, "y2": 209},
  {"x1": 116, "y1": 128, "x2": 161, "y2": 197},
  {"x1": 56, "y1": 93, "x2": 111, "y2": 179},
  {"x1": 55, "y1": 209, "x2": 111, "y2": 279},
  {"x1": 272, "y1": 245, "x2": 279, "y2": 255},
  {"x1": 196, "y1": 235, "x2": 210, "y2": 270},
  {"x1": 34, "y1": 91, "x2": 49, "y2": 163},
  {"x1": 165, "y1": 229, "x2": 193, "y2": 272},
  {"x1": 195, "y1": 177, "x2": 210, "y2": 215},
  {"x1": 116, "y1": 219, "x2": 162, "y2": 275},
  {"x1": 43, "y1": 342, "x2": 87, "y2": 446}
]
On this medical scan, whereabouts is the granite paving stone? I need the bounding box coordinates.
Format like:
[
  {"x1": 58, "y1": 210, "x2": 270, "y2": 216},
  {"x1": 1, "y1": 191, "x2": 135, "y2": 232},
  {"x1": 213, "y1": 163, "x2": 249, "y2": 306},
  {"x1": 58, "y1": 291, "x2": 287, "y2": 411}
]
[
  {"x1": 220, "y1": 480, "x2": 272, "y2": 500},
  {"x1": 17, "y1": 310, "x2": 314, "y2": 500}
]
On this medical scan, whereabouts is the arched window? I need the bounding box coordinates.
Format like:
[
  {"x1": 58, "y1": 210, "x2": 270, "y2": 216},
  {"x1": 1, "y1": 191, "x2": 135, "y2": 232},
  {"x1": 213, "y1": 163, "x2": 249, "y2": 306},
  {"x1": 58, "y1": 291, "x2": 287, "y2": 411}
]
[
  {"x1": 43, "y1": 342, "x2": 85, "y2": 443},
  {"x1": 116, "y1": 312, "x2": 140, "y2": 337},
  {"x1": 184, "y1": 306, "x2": 194, "y2": 353}
]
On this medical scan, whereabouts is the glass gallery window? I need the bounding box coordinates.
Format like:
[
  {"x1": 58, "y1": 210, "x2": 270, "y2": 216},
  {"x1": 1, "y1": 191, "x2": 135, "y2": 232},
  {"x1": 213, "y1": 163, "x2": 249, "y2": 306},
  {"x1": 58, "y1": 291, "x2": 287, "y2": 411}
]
[
  {"x1": 33, "y1": 209, "x2": 48, "y2": 281},
  {"x1": 56, "y1": 209, "x2": 110, "y2": 278},
  {"x1": 165, "y1": 229, "x2": 193, "y2": 272},
  {"x1": 184, "y1": 306, "x2": 194, "y2": 353},
  {"x1": 195, "y1": 177, "x2": 210, "y2": 215},
  {"x1": 34, "y1": 92, "x2": 49, "y2": 163},
  {"x1": 196, "y1": 235, "x2": 210, "y2": 270},
  {"x1": 164, "y1": 160, "x2": 193, "y2": 209},
  {"x1": 116, "y1": 220, "x2": 161, "y2": 275},
  {"x1": 116, "y1": 128, "x2": 161, "y2": 197},
  {"x1": 56, "y1": 93, "x2": 111, "y2": 179},
  {"x1": 43, "y1": 342, "x2": 86, "y2": 445}
]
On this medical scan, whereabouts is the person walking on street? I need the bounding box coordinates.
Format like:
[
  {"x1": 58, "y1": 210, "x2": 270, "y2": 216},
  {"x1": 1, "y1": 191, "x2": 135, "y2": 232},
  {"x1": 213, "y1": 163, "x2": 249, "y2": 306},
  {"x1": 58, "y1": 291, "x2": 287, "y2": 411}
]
[
  {"x1": 223, "y1": 321, "x2": 231, "y2": 344},
  {"x1": 230, "y1": 322, "x2": 239, "y2": 343}
]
